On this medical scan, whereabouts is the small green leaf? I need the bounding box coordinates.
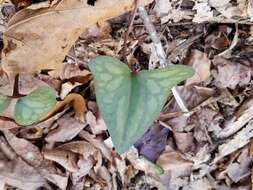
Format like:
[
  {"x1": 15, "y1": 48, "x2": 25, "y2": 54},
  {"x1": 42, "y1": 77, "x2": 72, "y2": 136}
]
[
  {"x1": 14, "y1": 86, "x2": 57, "y2": 126},
  {"x1": 89, "y1": 56, "x2": 193, "y2": 154},
  {"x1": 0, "y1": 94, "x2": 11, "y2": 112},
  {"x1": 139, "y1": 156, "x2": 164, "y2": 175}
]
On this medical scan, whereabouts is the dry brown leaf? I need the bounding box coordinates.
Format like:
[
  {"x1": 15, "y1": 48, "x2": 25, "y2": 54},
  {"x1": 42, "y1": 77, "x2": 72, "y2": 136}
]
[
  {"x1": 72, "y1": 157, "x2": 94, "y2": 184},
  {"x1": 82, "y1": 21, "x2": 112, "y2": 40},
  {"x1": 212, "y1": 56, "x2": 252, "y2": 89},
  {"x1": 60, "y1": 82, "x2": 80, "y2": 99},
  {"x1": 46, "y1": 114, "x2": 87, "y2": 142},
  {"x1": 185, "y1": 50, "x2": 211, "y2": 86},
  {"x1": 44, "y1": 149, "x2": 80, "y2": 172},
  {"x1": 0, "y1": 136, "x2": 16, "y2": 160},
  {"x1": 57, "y1": 141, "x2": 102, "y2": 166},
  {"x1": 79, "y1": 130, "x2": 112, "y2": 161},
  {"x1": 0, "y1": 73, "x2": 50, "y2": 96},
  {"x1": 3, "y1": 129, "x2": 43, "y2": 166},
  {"x1": 0, "y1": 119, "x2": 21, "y2": 130},
  {"x1": 97, "y1": 166, "x2": 113, "y2": 190},
  {"x1": 58, "y1": 62, "x2": 91, "y2": 81},
  {"x1": 173, "y1": 132, "x2": 193, "y2": 153},
  {"x1": 0, "y1": 158, "x2": 49, "y2": 190},
  {"x1": 214, "y1": 121, "x2": 253, "y2": 163},
  {"x1": 0, "y1": 134, "x2": 49, "y2": 190},
  {"x1": 44, "y1": 141, "x2": 102, "y2": 183},
  {"x1": 154, "y1": 0, "x2": 193, "y2": 23},
  {"x1": 86, "y1": 111, "x2": 107, "y2": 135},
  {"x1": 1, "y1": 0, "x2": 152, "y2": 78},
  {"x1": 208, "y1": 0, "x2": 230, "y2": 8},
  {"x1": 225, "y1": 148, "x2": 252, "y2": 183},
  {"x1": 156, "y1": 145, "x2": 192, "y2": 178},
  {"x1": 57, "y1": 63, "x2": 92, "y2": 99},
  {"x1": 183, "y1": 178, "x2": 212, "y2": 190},
  {"x1": 248, "y1": 0, "x2": 253, "y2": 21},
  {"x1": 2, "y1": 130, "x2": 69, "y2": 189},
  {"x1": 163, "y1": 86, "x2": 215, "y2": 132},
  {"x1": 42, "y1": 93, "x2": 87, "y2": 122}
]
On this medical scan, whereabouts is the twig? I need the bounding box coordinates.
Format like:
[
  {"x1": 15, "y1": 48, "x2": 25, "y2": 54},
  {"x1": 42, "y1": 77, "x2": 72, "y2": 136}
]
[
  {"x1": 171, "y1": 86, "x2": 189, "y2": 113},
  {"x1": 123, "y1": 0, "x2": 139, "y2": 68},
  {"x1": 213, "y1": 120, "x2": 253, "y2": 163},
  {"x1": 217, "y1": 99, "x2": 253, "y2": 138},
  {"x1": 138, "y1": 6, "x2": 189, "y2": 113},
  {"x1": 138, "y1": 6, "x2": 167, "y2": 69}
]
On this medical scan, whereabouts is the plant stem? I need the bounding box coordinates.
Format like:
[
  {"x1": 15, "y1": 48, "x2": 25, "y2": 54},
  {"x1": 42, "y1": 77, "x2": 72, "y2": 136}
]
[
  {"x1": 138, "y1": 6, "x2": 189, "y2": 113},
  {"x1": 123, "y1": 0, "x2": 139, "y2": 69},
  {"x1": 11, "y1": 74, "x2": 25, "y2": 98},
  {"x1": 138, "y1": 6, "x2": 167, "y2": 69}
]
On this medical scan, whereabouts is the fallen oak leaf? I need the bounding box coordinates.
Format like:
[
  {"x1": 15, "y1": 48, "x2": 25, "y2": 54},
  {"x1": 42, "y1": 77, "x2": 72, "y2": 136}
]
[
  {"x1": 46, "y1": 114, "x2": 87, "y2": 143},
  {"x1": 44, "y1": 141, "x2": 102, "y2": 182},
  {"x1": 1, "y1": 0, "x2": 152, "y2": 78},
  {"x1": 0, "y1": 158, "x2": 49, "y2": 190},
  {"x1": 2, "y1": 129, "x2": 69, "y2": 189},
  {"x1": 2, "y1": 129, "x2": 43, "y2": 166},
  {"x1": 44, "y1": 149, "x2": 79, "y2": 172}
]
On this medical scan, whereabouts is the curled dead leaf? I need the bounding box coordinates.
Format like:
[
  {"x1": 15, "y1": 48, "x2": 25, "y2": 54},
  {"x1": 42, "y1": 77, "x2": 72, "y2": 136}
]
[{"x1": 42, "y1": 93, "x2": 87, "y2": 122}]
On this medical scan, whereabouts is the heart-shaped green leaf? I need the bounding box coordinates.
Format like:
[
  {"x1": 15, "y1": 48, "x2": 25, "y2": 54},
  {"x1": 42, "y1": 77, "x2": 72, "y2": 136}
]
[
  {"x1": 0, "y1": 94, "x2": 11, "y2": 112},
  {"x1": 89, "y1": 56, "x2": 193, "y2": 154},
  {"x1": 14, "y1": 86, "x2": 57, "y2": 125}
]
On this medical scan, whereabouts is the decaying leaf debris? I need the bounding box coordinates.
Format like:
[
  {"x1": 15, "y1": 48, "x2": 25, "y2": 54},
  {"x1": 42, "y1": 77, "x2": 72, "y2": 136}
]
[
  {"x1": 0, "y1": 0, "x2": 253, "y2": 189},
  {"x1": 1, "y1": 0, "x2": 152, "y2": 78}
]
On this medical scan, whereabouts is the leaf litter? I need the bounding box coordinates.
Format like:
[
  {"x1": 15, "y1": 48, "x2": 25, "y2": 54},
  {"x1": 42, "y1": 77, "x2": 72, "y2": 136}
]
[{"x1": 0, "y1": 0, "x2": 253, "y2": 189}]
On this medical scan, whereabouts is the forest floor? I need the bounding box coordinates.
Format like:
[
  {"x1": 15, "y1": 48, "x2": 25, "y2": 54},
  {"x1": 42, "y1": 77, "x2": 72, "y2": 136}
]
[{"x1": 0, "y1": 0, "x2": 253, "y2": 189}]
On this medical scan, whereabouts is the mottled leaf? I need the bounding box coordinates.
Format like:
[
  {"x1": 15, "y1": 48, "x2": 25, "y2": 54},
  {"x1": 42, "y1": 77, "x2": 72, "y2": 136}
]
[
  {"x1": 89, "y1": 56, "x2": 193, "y2": 153},
  {"x1": 14, "y1": 86, "x2": 56, "y2": 125}
]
